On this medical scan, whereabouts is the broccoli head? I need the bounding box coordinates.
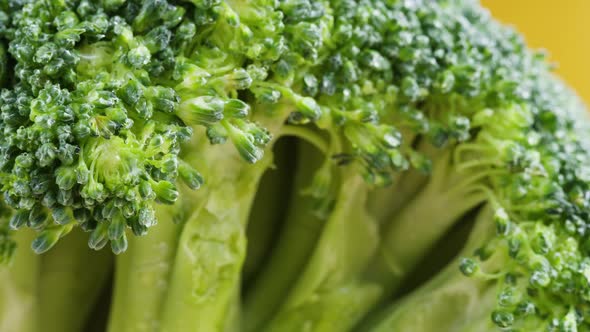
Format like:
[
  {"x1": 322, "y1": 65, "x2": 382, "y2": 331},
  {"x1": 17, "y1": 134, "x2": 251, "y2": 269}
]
[{"x1": 0, "y1": 1, "x2": 589, "y2": 332}]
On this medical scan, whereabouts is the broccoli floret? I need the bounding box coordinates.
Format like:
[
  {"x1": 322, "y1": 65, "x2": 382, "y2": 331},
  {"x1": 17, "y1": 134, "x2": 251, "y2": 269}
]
[{"x1": 1, "y1": 0, "x2": 196, "y2": 255}]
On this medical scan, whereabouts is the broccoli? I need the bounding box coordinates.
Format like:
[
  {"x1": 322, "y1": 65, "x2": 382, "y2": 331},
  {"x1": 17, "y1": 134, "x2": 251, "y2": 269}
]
[{"x1": 0, "y1": 0, "x2": 589, "y2": 331}]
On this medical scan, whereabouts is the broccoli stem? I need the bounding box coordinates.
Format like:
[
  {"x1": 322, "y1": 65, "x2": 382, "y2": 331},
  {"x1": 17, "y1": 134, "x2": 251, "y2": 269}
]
[
  {"x1": 158, "y1": 162, "x2": 269, "y2": 332},
  {"x1": 105, "y1": 240, "x2": 130, "y2": 332},
  {"x1": 261, "y1": 170, "x2": 382, "y2": 332},
  {"x1": 367, "y1": 148, "x2": 488, "y2": 295},
  {"x1": 38, "y1": 229, "x2": 112, "y2": 332},
  {"x1": 158, "y1": 112, "x2": 286, "y2": 332},
  {"x1": 367, "y1": 166, "x2": 428, "y2": 224},
  {"x1": 106, "y1": 204, "x2": 182, "y2": 332},
  {"x1": 242, "y1": 138, "x2": 297, "y2": 285},
  {"x1": 367, "y1": 205, "x2": 498, "y2": 332},
  {"x1": 0, "y1": 230, "x2": 39, "y2": 332},
  {"x1": 369, "y1": 272, "x2": 497, "y2": 332},
  {"x1": 243, "y1": 141, "x2": 327, "y2": 332}
]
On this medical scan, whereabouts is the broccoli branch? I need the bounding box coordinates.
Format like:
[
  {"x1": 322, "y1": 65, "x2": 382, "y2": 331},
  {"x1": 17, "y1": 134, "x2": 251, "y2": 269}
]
[{"x1": 38, "y1": 229, "x2": 112, "y2": 332}]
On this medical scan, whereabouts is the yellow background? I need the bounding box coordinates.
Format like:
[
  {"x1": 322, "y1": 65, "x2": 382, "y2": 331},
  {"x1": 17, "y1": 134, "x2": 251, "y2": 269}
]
[{"x1": 481, "y1": 0, "x2": 590, "y2": 104}]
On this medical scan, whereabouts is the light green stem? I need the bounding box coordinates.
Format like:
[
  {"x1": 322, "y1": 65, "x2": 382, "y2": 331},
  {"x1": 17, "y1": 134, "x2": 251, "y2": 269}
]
[
  {"x1": 370, "y1": 181, "x2": 487, "y2": 293},
  {"x1": 106, "y1": 204, "x2": 183, "y2": 332},
  {"x1": 367, "y1": 168, "x2": 428, "y2": 224},
  {"x1": 243, "y1": 141, "x2": 326, "y2": 332},
  {"x1": 262, "y1": 173, "x2": 382, "y2": 332},
  {"x1": 105, "y1": 237, "x2": 130, "y2": 332},
  {"x1": 0, "y1": 230, "x2": 40, "y2": 332},
  {"x1": 38, "y1": 228, "x2": 113, "y2": 332},
  {"x1": 159, "y1": 173, "x2": 265, "y2": 331},
  {"x1": 159, "y1": 138, "x2": 274, "y2": 332},
  {"x1": 368, "y1": 206, "x2": 496, "y2": 332},
  {"x1": 367, "y1": 149, "x2": 488, "y2": 295}
]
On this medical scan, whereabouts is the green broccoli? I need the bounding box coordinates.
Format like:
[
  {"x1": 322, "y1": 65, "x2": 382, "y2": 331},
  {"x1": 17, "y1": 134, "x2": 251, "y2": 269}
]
[{"x1": 0, "y1": 0, "x2": 589, "y2": 332}]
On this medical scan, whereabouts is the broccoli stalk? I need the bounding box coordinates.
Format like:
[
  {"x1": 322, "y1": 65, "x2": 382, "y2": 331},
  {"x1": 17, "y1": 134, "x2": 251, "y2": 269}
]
[
  {"x1": 244, "y1": 139, "x2": 329, "y2": 331},
  {"x1": 255, "y1": 142, "x2": 481, "y2": 331},
  {"x1": 262, "y1": 170, "x2": 381, "y2": 331},
  {"x1": 0, "y1": 229, "x2": 39, "y2": 332},
  {"x1": 38, "y1": 229, "x2": 112, "y2": 332},
  {"x1": 255, "y1": 131, "x2": 387, "y2": 331},
  {"x1": 106, "y1": 204, "x2": 182, "y2": 332},
  {"x1": 367, "y1": 146, "x2": 489, "y2": 295},
  {"x1": 152, "y1": 110, "x2": 285, "y2": 332},
  {"x1": 158, "y1": 144, "x2": 271, "y2": 331},
  {"x1": 367, "y1": 204, "x2": 499, "y2": 332},
  {"x1": 368, "y1": 203, "x2": 580, "y2": 332}
]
